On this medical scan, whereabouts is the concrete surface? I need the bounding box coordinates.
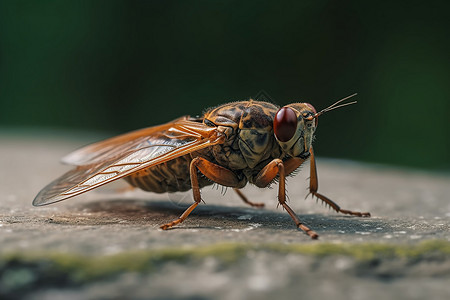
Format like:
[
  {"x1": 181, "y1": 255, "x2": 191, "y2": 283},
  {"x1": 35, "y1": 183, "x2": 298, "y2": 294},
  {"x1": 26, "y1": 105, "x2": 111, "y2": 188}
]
[{"x1": 1, "y1": 132, "x2": 450, "y2": 299}]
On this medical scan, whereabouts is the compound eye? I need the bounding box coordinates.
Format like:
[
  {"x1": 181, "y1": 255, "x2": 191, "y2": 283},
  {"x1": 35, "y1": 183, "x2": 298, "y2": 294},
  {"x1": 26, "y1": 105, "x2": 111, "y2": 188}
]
[{"x1": 274, "y1": 107, "x2": 297, "y2": 142}]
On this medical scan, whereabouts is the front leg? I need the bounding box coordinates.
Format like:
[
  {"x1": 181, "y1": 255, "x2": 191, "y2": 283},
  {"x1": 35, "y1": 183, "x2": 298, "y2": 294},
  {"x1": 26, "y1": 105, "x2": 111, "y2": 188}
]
[
  {"x1": 308, "y1": 147, "x2": 370, "y2": 217},
  {"x1": 254, "y1": 158, "x2": 319, "y2": 239}
]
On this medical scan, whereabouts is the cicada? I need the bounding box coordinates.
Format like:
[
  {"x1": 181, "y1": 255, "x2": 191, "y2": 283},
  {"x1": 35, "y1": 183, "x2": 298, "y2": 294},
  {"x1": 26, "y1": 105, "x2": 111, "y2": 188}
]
[{"x1": 34, "y1": 94, "x2": 370, "y2": 239}]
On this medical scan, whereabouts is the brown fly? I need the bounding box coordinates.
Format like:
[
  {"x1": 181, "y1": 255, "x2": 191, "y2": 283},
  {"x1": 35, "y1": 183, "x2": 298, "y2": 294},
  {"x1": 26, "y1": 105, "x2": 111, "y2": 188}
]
[{"x1": 34, "y1": 94, "x2": 370, "y2": 239}]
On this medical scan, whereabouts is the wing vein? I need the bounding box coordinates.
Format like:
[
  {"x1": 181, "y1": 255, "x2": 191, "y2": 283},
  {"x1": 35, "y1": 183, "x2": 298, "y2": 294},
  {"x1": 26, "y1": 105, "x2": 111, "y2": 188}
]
[{"x1": 33, "y1": 119, "x2": 224, "y2": 206}]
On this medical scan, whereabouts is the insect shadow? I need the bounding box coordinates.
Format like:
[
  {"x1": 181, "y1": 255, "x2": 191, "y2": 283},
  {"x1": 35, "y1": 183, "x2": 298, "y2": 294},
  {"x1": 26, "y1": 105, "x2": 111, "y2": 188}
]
[{"x1": 57, "y1": 198, "x2": 389, "y2": 235}]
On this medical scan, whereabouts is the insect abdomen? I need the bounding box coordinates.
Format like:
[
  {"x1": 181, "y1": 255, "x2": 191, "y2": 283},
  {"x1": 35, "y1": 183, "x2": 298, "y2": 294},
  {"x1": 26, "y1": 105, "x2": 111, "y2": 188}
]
[{"x1": 124, "y1": 154, "x2": 213, "y2": 193}]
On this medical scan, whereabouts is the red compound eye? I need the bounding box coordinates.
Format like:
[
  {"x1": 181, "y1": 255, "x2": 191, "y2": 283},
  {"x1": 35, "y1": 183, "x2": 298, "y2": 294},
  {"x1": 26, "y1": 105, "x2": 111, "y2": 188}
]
[{"x1": 274, "y1": 107, "x2": 297, "y2": 142}]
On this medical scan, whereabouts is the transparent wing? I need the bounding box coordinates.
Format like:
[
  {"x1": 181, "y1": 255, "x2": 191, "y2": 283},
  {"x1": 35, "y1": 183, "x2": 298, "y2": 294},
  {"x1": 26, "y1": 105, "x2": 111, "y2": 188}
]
[
  {"x1": 61, "y1": 116, "x2": 191, "y2": 166},
  {"x1": 33, "y1": 118, "x2": 224, "y2": 206}
]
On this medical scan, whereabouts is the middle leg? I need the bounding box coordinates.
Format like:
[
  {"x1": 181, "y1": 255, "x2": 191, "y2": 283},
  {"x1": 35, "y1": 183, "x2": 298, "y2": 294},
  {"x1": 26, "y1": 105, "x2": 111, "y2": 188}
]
[
  {"x1": 233, "y1": 188, "x2": 265, "y2": 208},
  {"x1": 254, "y1": 158, "x2": 319, "y2": 239}
]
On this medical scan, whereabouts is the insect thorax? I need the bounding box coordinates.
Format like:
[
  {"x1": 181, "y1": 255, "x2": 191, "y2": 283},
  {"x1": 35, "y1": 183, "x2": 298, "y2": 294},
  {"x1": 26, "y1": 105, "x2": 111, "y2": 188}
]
[{"x1": 201, "y1": 100, "x2": 284, "y2": 182}]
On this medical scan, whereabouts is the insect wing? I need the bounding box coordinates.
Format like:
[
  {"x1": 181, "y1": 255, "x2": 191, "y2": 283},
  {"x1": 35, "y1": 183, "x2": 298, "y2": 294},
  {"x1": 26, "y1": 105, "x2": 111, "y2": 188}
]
[
  {"x1": 61, "y1": 116, "x2": 191, "y2": 166},
  {"x1": 33, "y1": 119, "x2": 223, "y2": 206}
]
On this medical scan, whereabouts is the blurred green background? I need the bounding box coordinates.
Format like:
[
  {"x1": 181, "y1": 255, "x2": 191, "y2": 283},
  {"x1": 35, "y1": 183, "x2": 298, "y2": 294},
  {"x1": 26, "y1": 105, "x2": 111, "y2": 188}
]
[{"x1": 0, "y1": 0, "x2": 449, "y2": 170}]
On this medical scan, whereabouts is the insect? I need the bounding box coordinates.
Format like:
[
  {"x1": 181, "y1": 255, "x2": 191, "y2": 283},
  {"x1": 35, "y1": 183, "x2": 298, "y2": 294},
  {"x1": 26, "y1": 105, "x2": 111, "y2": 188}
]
[{"x1": 34, "y1": 94, "x2": 370, "y2": 239}]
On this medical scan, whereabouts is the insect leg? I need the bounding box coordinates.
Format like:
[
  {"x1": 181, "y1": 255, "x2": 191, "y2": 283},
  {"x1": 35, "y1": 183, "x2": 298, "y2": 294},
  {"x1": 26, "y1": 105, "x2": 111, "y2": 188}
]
[
  {"x1": 160, "y1": 157, "x2": 242, "y2": 230},
  {"x1": 254, "y1": 158, "x2": 319, "y2": 239},
  {"x1": 233, "y1": 188, "x2": 264, "y2": 207},
  {"x1": 233, "y1": 158, "x2": 305, "y2": 207},
  {"x1": 308, "y1": 147, "x2": 371, "y2": 217}
]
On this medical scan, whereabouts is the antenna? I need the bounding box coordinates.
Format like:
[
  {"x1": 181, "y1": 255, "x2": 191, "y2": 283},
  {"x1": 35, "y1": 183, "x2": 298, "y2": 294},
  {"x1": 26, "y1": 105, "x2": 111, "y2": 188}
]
[{"x1": 314, "y1": 93, "x2": 358, "y2": 118}]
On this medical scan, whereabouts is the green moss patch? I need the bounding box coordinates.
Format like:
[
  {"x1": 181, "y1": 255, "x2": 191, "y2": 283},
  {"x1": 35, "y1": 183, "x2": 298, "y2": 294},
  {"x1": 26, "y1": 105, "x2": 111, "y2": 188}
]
[{"x1": 1, "y1": 240, "x2": 449, "y2": 293}]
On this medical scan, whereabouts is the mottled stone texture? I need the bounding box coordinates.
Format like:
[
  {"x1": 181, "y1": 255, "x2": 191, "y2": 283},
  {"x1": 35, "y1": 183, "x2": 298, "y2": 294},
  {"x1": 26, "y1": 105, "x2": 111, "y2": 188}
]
[{"x1": 1, "y1": 134, "x2": 449, "y2": 299}]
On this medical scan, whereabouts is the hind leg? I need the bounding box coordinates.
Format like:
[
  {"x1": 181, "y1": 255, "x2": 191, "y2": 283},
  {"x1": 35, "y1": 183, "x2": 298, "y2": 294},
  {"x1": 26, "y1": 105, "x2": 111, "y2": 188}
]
[{"x1": 160, "y1": 157, "x2": 243, "y2": 229}]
